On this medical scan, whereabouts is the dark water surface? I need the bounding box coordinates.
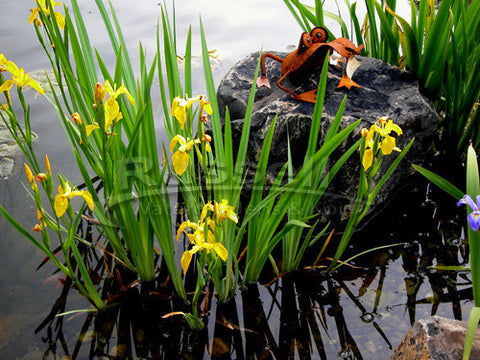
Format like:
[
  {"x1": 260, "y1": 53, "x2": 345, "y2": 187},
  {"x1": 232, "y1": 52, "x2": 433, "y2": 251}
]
[{"x1": 0, "y1": 1, "x2": 471, "y2": 359}]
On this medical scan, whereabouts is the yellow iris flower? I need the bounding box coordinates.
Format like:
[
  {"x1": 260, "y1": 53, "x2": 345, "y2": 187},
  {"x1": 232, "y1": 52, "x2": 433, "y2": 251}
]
[
  {"x1": 171, "y1": 95, "x2": 212, "y2": 129},
  {"x1": 176, "y1": 200, "x2": 237, "y2": 274},
  {"x1": 0, "y1": 59, "x2": 44, "y2": 95},
  {"x1": 372, "y1": 117, "x2": 403, "y2": 155},
  {"x1": 361, "y1": 117, "x2": 402, "y2": 170},
  {"x1": 54, "y1": 182, "x2": 94, "y2": 217},
  {"x1": 74, "y1": 81, "x2": 134, "y2": 139},
  {"x1": 103, "y1": 80, "x2": 135, "y2": 105},
  {"x1": 190, "y1": 94, "x2": 213, "y2": 116},
  {"x1": 177, "y1": 218, "x2": 225, "y2": 275},
  {"x1": 202, "y1": 199, "x2": 238, "y2": 224},
  {"x1": 28, "y1": 0, "x2": 65, "y2": 30}
]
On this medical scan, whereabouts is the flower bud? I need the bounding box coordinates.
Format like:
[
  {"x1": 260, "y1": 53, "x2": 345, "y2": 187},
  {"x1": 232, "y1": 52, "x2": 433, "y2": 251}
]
[
  {"x1": 36, "y1": 173, "x2": 47, "y2": 183},
  {"x1": 71, "y1": 112, "x2": 84, "y2": 126},
  {"x1": 32, "y1": 224, "x2": 43, "y2": 232},
  {"x1": 45, "y1": 155, "x2": 51, "y2": 177},
  {"x1": 94, "y1": 83, "x2": 106, "y2": 103},
  {"x1": 37, "y1": 209, "x2": 46, "y2": 227},
  {"x1": 361, "y1": 128, "x2": 369, "y2": 138},
  {"x1": 202, "y1": 133, "x2": 212, "y2": 143},
  {"x1": 24, "y1": 163, "x2": 37, "y2": 190}
]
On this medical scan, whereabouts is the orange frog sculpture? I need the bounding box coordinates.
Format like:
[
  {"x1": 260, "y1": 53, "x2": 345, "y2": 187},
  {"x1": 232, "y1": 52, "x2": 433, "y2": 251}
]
[{"x1": 256, "y1": 26, "x2": 364, "y2": 103}]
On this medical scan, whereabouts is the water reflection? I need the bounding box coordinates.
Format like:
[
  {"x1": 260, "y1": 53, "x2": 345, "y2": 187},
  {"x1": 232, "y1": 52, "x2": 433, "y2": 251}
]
[
  {"x1": 31, "y1": 177, "x2": 473, "y2": 360},
  {"x1": 37, "y1": 264, "x2": 471, "y2": 360}
]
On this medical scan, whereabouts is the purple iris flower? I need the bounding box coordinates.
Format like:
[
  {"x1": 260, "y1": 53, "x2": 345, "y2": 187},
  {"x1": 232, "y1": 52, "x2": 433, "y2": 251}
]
[{"x1": 457, "y1": 195, "x2": 480, "y2": 231}]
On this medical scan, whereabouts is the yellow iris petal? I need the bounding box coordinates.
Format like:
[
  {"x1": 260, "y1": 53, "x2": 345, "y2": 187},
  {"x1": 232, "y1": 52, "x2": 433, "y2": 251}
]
[
  {"x1": 380, "y1": 135, "x2": 396, "y2": 155},
  {"x1": 176, "y1": 220, "x2": 198, "y2": 241},
  {"x1": 28, "y1": 8, "x2": 40, "y2": 24},
  {"x1": 200, "y1": 202, "x2": 214, "y2": 223},
  {"x1": 204, "y1": 102, "x2": 212, "y2": 115},
  {"x1": 384, "y1": 120, "x2": 402, "y2": 136},
  {"x1": 213, "y1": 243, "x2": 228, "y2": 261},
  {"x1": 26, "y1": 77, "x2": 45, "y2": 94},
  {"x1": 85, "y1": 124, "x2": 100, "y2": 137},
  {"x1": 104, "y1": 98, "x2": 122, "y2": 130},
  {"x1": 54, "y1": 194, "x2": 69, "y2": 217},
  {"x1": 180, "y1": 246, "x2": 201, "y2": 274},
  {"x1": 172, "y1": 150, "x2": 190, "y2": 176},
  {"x1": 362, "y1": 148, "x2": 374, "y2": 170},
  {"x1": 171, "y1": 97, "x2": 187, "y2": 129},
  {"x1": 170, "y1": 135, "x2": 201, "y2": 175},
  {"x1": 75, "y1": 190, "x2": 94, "y2": 211},
  {"x1": 180, "y1": 251, "x2": 193, "y2": 275},
  {"x1": 114, "y1": 84, "x2": 135, "y2": 105},
  {"x1": 0, "y1": 80, "x2": 14, "y2": 94},
  {"x1": 54, "y1": 11, "x2": 65, "y2": 30},
  {"x1": 170, "y1": 134, "x2": 186, "y2": 153}
]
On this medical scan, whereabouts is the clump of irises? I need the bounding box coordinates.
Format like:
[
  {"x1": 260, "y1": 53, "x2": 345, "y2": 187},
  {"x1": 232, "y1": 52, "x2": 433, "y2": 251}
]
[{"x1": 0, "y1": 0, "x2": 414, "y2": 329}]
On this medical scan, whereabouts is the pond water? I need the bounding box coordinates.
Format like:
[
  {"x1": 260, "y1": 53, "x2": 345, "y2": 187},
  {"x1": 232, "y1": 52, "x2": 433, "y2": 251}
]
[{"x1": 0, "y1": 1, "x2": 473, "y2": 359}]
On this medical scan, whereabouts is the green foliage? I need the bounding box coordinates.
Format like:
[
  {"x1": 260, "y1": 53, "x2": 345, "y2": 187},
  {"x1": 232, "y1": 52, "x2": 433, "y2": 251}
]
[
  {"x1": 281, "y1": 60, "x2": 361, "y2": 274},
  {"x1": 0, "y1": 0, "x2": 413, "y2": 324},
  {"x1": 328, "y1": 120, "x2": 414, "y2": 272},
  {"x1": 283, "y1": 0, "x2": 480, "y2": 155},
  {"x1": 414, "y1": 144, "x2": 480, "y2": 359}
]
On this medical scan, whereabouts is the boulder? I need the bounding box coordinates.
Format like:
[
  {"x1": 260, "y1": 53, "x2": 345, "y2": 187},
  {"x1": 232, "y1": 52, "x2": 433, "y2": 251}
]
[
  {"x1": 216, "y1": 51, "x2": 439, "y2": 222},
  {"x1": 0, "y1": 125, "x2": 37, "y2": 179},
  {"x1": 391, "y1": 316, "x2": 480, "y2": 359}
]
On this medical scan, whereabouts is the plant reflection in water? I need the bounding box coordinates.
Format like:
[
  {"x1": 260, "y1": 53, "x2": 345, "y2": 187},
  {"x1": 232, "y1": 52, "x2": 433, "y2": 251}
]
[{"x1": 34, "y1": 176, "x2": 472, "y2": 359}]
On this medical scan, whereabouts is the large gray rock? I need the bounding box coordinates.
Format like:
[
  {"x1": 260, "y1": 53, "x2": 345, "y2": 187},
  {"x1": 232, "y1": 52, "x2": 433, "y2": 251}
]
[
  {"x1": 391, "y1": 316, "x2": 480, "y2": 360},
  {"x1": 216, "y1": 51, "x2": 439, "y2": 222},
  {"x1": 0, "y1": 125, "x2": 37, "y2": 179}
]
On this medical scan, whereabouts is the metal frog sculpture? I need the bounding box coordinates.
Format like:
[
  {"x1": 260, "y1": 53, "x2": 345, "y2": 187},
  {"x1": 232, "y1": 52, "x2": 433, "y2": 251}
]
[{"x1": 256, "y1": 26, "x2": 364, "y2": 103}]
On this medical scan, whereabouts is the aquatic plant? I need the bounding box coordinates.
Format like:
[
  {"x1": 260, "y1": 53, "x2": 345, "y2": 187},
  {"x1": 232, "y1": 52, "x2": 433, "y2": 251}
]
[
  {"x1": 413, "y1": 144, "x2": 480, "y2": 359},
  {"x1": 0, "y1": 0, "x2": 412, "y2": 332},
  {"x1": 0, "y1": 55, "x2": 104, "y2": 309},
  {"x1": 283, "y1": 0, "x2": 480, "y2": 155},
  {"x1": 328, "y1": 117, "x2": 414, "y2": 271},
  {"x1": 242, "y1": 59, "x2": 361, "y2": 280}
]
